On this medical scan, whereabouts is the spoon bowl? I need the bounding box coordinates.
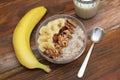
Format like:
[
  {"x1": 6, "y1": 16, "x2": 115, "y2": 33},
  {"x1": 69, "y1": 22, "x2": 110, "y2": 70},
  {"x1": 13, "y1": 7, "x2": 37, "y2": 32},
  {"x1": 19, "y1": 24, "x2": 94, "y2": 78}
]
[{"x1": 91, "y1": 27, "x2": 104, "y2": 43}]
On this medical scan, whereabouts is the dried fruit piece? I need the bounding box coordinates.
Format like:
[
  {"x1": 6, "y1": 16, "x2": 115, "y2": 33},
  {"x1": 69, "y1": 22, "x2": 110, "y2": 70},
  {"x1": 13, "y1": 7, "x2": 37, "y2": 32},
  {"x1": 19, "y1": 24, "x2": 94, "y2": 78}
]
[
  {"x1": 53, "y1": 34, "x2": 58, "y2": 43},
  {"x1": 59, "y1": 27, "x2": 67, "y2": 34}
]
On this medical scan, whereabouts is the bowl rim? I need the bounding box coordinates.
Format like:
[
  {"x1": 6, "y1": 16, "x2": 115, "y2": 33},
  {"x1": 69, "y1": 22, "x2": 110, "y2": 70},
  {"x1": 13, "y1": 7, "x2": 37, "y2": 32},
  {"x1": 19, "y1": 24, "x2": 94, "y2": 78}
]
[{"x1": 35, "y1": 14, "x2": 87, "y2": 64}]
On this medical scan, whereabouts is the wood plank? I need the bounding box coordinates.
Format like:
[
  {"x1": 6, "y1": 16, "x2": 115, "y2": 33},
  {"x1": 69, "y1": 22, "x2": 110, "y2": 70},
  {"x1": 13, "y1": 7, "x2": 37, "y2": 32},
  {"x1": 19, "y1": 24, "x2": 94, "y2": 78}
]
[
  {"x1": 0, "y1": 28, "x2": 120, "y2": 80},
  {"x1": 0, "y1": 0, "x2": 120, "y2": 80}
]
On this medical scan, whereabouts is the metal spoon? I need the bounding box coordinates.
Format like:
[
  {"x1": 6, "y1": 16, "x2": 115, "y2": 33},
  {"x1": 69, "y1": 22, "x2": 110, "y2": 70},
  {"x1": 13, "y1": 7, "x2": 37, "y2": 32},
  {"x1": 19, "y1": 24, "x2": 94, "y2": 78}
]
[{"x1": 77, "y1": 27, "x2": 104, "y2": 78}]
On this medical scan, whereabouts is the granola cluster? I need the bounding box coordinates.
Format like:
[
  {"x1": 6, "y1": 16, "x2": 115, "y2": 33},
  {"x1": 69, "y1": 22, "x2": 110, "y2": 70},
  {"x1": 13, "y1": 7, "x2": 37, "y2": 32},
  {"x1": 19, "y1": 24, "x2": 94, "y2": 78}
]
[{"x1": 43, "y1": 18, "x2": 78, "y2": 59}]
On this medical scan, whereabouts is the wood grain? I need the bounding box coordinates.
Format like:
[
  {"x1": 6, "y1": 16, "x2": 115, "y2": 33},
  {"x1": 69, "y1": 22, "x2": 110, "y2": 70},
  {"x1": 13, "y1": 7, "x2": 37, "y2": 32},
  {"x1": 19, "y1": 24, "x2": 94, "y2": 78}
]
[{"x1": 0, "y1": 0, "x2": 120, "y2": 80}]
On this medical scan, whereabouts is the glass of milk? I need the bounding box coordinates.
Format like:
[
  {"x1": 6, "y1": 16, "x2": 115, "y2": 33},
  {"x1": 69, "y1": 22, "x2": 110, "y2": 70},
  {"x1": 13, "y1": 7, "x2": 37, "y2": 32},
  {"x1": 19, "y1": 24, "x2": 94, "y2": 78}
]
[{"x1": 73, "y1": 0, "x2": 100, "y2": 19}]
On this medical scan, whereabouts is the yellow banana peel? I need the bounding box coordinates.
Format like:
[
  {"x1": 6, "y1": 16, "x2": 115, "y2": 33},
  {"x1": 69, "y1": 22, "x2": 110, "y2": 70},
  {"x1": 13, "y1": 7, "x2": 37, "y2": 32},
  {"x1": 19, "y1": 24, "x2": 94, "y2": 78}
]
[{"x1": 13, "y1": 6, "x2": 51, "y2": 73}]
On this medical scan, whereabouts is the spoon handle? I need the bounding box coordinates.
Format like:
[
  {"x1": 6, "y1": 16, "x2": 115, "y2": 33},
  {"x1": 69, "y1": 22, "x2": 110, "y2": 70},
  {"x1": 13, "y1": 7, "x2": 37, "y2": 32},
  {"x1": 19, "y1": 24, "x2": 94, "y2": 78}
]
[{"x1": 77, "y1": 43, "x2": 95, "y2": 78}]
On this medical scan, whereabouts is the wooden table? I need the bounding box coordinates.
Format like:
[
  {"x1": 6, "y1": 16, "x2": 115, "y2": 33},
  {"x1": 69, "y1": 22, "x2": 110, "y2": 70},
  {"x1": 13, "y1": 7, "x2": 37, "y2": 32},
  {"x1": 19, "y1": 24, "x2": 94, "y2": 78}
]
[{"x1": 0, "y1": 0, "x2": 120, "y2": 80}]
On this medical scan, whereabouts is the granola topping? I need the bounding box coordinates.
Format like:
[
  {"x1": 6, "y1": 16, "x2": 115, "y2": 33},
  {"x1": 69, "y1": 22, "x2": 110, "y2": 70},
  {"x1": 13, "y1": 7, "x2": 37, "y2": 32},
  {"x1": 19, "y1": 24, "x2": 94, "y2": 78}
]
[{"x1": 38, "y1": 18, "x2": 85, "y2": 60}]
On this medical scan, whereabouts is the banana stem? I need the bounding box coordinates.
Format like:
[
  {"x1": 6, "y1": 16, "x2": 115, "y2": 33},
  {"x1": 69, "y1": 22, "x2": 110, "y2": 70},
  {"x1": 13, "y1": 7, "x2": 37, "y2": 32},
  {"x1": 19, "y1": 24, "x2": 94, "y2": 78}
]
[{"x1": 36, "y1": 63, "x2": 51, "y2": 73}]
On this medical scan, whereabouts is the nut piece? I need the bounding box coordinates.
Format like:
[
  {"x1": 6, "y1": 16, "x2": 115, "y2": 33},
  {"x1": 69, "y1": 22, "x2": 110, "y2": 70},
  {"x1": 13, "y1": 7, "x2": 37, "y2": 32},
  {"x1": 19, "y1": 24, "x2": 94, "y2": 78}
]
[
  {"x1": 55, "y1": 43, "x2": 63, "y2": 54},
  {"x1": 43, "y1": 49, "x2": 50, "y2": 57},
  {"x1": 67, "y1": 19, "x2": 77, "y2": 28},
  {"x1": 68, "y1": 28, "x2": 74, "y2": 34},
  {"x1": 59, "y1": 27, "x2": 67, "y2": 34},
  {"x1": 63, "y1": 30, "x2": 72, "y2": 39},
  {"x1": 65, "y1": 22, "x2": 74, "y2": 33},
  {"x1": 58, "y1": 35, "x2": 68, "y2": 47},
  {"x1": 62, "y1": 40, "x2": 68, "y2": 47},
  {"x1": 43, "y1": 49, "x2": 57, "y2": 59},
  {"x1": 48, "y1": 49, "x2": 57, "y2": 59}
]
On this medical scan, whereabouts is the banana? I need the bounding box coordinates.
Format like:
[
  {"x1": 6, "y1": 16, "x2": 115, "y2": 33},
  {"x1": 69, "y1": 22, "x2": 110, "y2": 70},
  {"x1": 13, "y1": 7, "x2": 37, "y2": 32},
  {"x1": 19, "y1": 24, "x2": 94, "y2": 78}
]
[
  {"x1": 38, "y1": 35, "x2": 53, "y2": 43},
  {"x1": 38, "y1": 18, "x2": 66, "y2": 54},
  {"x1": 39, "y1": 26, "x2": 53, "y2": 35},
  {"x1": 47, "y1": 20, "x2": 60, "y2": 34},
  {"x1": 58, "y1": 18, "x2": 66, "y2": 27},
  {"x1": 47, "y1": 18, "x2": 66, "y2": 34},
  {"x1": 13, "y1": 6, "x2": 51, "y2": 73},
  {"x1": 39, "y1": 42, "x2": 55, "y2": 52}
]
